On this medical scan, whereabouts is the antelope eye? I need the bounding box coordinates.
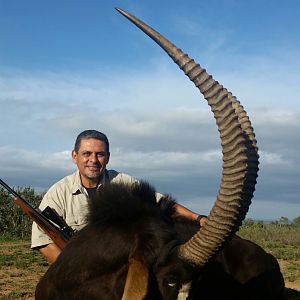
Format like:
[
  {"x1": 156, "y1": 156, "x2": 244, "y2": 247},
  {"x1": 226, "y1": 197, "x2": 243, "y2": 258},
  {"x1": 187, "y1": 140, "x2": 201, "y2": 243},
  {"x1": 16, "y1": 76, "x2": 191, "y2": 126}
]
[
  {"x1": 167, "y1": 282, "x2": 176, "y2": 287},
  {"x1": 164, "y1": 274, "x2": 178, "y2": 288}
]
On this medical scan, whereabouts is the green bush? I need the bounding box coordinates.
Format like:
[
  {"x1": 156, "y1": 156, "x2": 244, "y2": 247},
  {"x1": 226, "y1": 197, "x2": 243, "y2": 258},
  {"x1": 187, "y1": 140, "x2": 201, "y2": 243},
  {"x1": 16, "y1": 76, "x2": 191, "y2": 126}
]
[
  {"x1": 292, "y1": 216, "x2": 300, "y2": 227},
  {"x1": 0, "y1": 187, "x2": 42, "y2": 238}
]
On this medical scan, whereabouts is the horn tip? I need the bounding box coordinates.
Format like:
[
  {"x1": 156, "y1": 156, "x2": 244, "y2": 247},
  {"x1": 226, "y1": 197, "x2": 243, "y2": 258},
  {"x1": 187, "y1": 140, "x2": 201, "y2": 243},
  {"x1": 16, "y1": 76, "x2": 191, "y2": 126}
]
[{"x1": 115, "y1": 7, "x2": 127, "y2": 16}]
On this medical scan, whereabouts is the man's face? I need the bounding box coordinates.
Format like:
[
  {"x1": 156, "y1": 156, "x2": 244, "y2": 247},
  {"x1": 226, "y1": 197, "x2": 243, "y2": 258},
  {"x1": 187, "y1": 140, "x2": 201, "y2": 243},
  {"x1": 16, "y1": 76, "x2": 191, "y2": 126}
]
[{"x1": 72, "y1": 138, "x2": 110, "y2": 187}]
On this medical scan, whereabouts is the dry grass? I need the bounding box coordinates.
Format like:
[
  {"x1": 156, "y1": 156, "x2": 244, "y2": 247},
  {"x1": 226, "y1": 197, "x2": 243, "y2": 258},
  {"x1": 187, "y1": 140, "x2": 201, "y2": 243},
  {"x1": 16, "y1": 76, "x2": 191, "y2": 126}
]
[
  {"x1": 0, "y1": 241, "x2": 47, "y2": 300},
  {"x1": 0, "y1": 230, "x2": 299, "y2": 299}
]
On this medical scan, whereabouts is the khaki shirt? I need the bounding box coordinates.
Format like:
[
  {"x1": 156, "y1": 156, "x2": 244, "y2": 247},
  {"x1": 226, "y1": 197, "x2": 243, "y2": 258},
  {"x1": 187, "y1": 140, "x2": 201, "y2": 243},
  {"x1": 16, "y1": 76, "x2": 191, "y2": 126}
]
[{"x1": 31, "y1": 169, "x2": 155, "y2": 249}]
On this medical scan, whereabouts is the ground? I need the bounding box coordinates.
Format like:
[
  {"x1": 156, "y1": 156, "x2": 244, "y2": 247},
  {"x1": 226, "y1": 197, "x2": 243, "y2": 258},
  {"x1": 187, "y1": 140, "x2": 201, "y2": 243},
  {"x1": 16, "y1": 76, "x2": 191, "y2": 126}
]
[{"x1": 0, "y1": 241, "x2": 299, "y2": 299}]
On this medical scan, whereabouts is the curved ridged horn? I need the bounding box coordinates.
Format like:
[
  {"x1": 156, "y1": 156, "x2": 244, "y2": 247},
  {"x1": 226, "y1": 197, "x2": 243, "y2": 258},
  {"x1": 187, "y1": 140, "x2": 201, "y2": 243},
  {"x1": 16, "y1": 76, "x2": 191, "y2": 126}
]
[{"x1": 116, "y1": 8, "x2": 259, "y2": 267}]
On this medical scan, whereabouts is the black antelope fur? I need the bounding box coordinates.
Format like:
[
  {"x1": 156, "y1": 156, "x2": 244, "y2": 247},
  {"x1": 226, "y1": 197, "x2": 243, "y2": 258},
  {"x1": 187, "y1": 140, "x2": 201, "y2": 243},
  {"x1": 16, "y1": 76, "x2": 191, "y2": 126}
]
[{"x1": 35, "y1": 182, "x2": 285, "y2": 300}]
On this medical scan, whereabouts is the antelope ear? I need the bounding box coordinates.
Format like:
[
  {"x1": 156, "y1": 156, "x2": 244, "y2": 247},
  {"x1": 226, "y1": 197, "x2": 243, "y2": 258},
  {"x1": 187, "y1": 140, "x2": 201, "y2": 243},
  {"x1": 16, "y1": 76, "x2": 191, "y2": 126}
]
[{"x1": 121, "y1": 257, "x2": 149, "y2": 300}]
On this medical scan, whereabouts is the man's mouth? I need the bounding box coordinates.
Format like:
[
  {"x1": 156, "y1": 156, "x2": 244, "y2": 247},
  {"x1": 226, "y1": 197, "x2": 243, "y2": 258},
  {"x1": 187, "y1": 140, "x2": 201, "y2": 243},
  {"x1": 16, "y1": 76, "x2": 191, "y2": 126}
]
[{"x1": 86, "y1": 166, "x2": 101, "y2": 171}]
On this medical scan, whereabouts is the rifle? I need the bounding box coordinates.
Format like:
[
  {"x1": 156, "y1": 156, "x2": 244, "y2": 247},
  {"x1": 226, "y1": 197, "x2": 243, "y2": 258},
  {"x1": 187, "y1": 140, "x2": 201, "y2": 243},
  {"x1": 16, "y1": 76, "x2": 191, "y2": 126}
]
[{"x1": 0, "y1": 178, "x2": 75, "y2": 249}]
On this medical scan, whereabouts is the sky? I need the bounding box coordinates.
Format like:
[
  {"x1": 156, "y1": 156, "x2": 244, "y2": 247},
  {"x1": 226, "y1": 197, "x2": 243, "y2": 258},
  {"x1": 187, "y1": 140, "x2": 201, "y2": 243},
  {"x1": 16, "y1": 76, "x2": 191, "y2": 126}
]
[{"x1": 0, "y1": 0, "x2": 299, "y2": 221}]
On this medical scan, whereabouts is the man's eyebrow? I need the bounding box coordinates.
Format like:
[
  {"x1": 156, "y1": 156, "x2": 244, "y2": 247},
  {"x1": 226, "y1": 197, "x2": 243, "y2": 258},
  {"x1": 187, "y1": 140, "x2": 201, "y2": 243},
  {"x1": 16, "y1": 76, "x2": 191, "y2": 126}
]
[
  {"x1": 81, "y1": 150, "x2": 106, "y2": 154},
  {"x1": 81, "y1": 150, "x2": 91, "y2": 154}
]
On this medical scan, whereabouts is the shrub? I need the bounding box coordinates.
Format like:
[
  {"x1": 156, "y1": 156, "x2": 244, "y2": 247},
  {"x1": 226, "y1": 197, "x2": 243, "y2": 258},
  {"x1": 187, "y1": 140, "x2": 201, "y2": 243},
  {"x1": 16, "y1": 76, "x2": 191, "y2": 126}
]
[
  {"x1": 292, "y1": 216, "x2": 300, "y2": 227},
  {"x1": 0, "y1": 187, "x2": 42, "y2": 238}
]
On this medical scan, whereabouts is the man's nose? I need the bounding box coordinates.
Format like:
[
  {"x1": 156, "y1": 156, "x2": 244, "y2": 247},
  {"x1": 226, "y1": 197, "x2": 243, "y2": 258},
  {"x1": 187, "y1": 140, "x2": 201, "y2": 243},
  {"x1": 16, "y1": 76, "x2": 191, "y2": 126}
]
[{"x1": 90, "y1": 153, "x2": 98, "y2": 162}]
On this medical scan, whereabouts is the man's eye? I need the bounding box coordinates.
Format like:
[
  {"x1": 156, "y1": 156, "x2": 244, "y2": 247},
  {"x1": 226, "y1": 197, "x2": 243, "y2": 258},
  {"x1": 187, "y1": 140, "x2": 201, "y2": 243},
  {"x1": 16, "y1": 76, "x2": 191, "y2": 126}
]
[{"x1": 97, "y1": 153, "x2": 105, "y2": 157}]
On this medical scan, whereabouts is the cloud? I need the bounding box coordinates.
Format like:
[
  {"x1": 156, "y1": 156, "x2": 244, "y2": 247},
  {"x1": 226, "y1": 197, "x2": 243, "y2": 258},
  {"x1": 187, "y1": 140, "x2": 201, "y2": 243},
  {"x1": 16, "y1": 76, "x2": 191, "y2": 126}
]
[
  {"x1": 0, "y1": 146, "x2": 75, "y2": 190},
  {"x1": 0, "y1": 60, "x2": 299, "y2": 219},
  {"x1": 260, "y1": 151, "x2": 291, "y2": 166}
]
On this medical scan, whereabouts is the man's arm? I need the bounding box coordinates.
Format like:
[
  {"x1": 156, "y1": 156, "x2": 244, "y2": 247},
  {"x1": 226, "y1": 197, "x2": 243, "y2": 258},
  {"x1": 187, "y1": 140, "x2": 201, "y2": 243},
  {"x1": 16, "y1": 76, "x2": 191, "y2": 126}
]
[
  {"x1": 31, "y1": 184, "x2": 66, "y2": 261},
  {"x1": 38, "y1": 243, "x2": 62, "y2": 264},
  {"x1": 110, "y1": 172, "x2": 208, "y2": 226},
  {"x1": 173, "y1": 203, "x2": 208, "y2": 227}
]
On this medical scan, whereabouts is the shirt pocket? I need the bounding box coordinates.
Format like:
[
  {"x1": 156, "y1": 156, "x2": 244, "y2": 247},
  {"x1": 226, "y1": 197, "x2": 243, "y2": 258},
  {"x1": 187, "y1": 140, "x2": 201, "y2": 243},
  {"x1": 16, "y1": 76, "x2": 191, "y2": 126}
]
[{"x1": 66, "y1": 214, "x2": 87, "y2": 231}]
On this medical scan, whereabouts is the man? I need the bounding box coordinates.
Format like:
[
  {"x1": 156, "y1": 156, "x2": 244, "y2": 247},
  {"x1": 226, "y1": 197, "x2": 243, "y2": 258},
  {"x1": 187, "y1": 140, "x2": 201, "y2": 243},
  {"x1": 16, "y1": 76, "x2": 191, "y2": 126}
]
[{"x1": 31, "y1": 130, "x2": 207, "y2": 263}]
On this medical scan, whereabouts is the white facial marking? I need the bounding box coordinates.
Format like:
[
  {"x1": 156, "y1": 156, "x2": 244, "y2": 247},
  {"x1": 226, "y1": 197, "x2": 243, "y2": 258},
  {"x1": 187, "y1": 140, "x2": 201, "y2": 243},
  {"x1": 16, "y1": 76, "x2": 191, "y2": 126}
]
[{"x1": 177, "y1": 281, "x2": 192, "y2": 300}]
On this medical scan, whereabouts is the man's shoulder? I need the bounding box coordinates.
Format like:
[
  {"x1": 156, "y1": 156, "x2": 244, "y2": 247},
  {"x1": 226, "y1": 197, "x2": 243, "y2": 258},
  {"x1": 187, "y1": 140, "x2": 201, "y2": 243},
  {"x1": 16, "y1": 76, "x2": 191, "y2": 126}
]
[
  {"x1": 39, "y1": 171, "x2": 80, "y2": 208},
  {"x1": 106, "y1": 169, "x2": 137, "y2": 184},
  {"x1": 47, "y1": 171, "x2": 79, "y2": 193}
]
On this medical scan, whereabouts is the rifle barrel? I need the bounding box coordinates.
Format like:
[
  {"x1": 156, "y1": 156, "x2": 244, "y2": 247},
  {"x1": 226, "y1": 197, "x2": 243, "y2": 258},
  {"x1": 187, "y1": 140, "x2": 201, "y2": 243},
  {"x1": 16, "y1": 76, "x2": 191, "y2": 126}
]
[
  {"x1": 0, "y1": 178, "x2": 71, "y2": 248},
  {"x1": 0, "y1": 178, "x2": 31, "y2": 205}
]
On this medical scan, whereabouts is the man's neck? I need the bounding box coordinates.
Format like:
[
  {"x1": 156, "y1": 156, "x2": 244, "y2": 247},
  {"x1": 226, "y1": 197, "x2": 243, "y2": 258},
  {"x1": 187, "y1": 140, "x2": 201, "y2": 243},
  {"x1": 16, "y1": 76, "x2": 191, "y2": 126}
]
[{"x1": 80, "y1": 175, "x2": 101, "y2": 188}]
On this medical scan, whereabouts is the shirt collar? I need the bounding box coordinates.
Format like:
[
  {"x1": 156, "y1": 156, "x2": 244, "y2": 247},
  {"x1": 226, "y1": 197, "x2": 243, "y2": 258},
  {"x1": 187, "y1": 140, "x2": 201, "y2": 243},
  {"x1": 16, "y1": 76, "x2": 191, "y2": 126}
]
[{"x1": 71, "y1": 169, "x2": 108, "y2": 195}]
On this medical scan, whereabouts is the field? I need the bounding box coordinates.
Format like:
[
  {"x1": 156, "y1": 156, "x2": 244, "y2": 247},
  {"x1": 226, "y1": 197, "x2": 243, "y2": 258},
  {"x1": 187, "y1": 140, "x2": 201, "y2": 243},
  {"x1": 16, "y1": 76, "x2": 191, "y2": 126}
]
[
  {"x1": 238, "y1": 222, "x2": 300, "y2": 299},
  {"x1": 0, "y1": 222, "x2": 299, "y2": 299}
]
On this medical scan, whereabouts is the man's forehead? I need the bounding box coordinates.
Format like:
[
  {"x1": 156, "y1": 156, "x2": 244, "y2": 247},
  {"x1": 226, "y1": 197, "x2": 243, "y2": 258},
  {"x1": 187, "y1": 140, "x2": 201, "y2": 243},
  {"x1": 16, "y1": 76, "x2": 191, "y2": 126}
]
[{"x1": 79, "y1": 138, "x2": 107, "y2": 150}]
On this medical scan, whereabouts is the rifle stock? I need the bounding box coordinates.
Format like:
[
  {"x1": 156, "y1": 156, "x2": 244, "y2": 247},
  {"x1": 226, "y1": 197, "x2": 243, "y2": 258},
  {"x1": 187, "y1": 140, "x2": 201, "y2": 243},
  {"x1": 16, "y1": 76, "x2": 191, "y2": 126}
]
[{"x1": 0, "y1": 178, "x2": 73, "y2": 249}]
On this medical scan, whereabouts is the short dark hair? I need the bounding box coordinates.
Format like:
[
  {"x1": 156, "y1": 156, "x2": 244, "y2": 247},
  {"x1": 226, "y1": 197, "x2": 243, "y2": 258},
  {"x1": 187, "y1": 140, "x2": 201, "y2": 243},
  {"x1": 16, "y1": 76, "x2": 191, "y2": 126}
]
[{"x1": 74, "y1": 130, "x2": 110, "y2": 153}]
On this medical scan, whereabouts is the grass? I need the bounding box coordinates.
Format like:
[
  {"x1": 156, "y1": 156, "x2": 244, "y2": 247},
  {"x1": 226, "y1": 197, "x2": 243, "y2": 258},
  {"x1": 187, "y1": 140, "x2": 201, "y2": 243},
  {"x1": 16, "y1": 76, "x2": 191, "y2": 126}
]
[
  {"x1": 0, "y1": 241, "x2": 48, "y2": 300},
  {"x1": 238, "y1": 224, "x2": 300, "y2": 300},
  {"x1": 238, "y1": 223, "x2": 300, "y2": 260},
  {"x1": 0, "y1": 222, "x2": 299, "y2": 299}
]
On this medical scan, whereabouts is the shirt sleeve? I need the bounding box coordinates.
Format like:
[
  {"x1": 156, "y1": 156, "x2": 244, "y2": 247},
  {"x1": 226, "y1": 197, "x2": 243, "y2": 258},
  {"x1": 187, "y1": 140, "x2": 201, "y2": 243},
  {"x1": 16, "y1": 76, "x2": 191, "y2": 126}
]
[
  {"x1": 31, "y1": 186, "x2": 64, "y2": 249},
  {"x1": 155, "y1": 192, "x2": 164, "y2": 203},
  {"x1": 109, "y1": 170, "x2": 164, "y2": 203}
]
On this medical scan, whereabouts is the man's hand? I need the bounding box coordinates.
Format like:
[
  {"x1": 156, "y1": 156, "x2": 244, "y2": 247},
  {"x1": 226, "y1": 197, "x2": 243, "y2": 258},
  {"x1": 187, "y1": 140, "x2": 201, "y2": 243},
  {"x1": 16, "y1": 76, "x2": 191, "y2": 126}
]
[
  {"x1": 196, "y1": 215, "x2": 208, "y2": 227},
  {"x1": 173, "y1": 203, "x2": 207, "y2": 227},
  {"x1": 38, "y1": 243, "x2": 62, "y2": 264}
]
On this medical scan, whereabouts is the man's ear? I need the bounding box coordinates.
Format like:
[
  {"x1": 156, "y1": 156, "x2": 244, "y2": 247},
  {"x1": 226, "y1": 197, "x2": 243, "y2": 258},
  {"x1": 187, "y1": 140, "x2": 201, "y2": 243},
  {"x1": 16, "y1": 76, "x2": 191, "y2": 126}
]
[
  {"x1": 71, "y1": 150, "x2": 77, "y2": 164},
  {"x1": 106, "y1": 152, "x2": 110, "y2": 164}
]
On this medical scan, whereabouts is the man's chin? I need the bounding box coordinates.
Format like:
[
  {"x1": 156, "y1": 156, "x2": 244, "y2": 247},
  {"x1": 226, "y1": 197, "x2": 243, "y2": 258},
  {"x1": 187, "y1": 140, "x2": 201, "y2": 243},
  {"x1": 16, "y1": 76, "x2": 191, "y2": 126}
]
[{"x1": 85, "y1": 172, "x2": 102, "y2": 180}]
